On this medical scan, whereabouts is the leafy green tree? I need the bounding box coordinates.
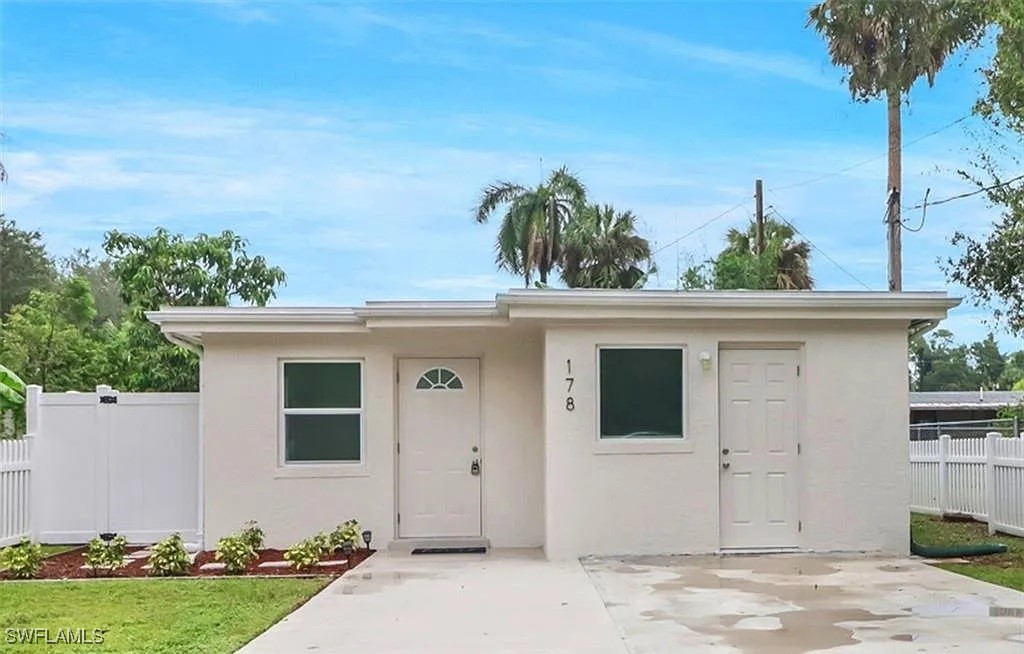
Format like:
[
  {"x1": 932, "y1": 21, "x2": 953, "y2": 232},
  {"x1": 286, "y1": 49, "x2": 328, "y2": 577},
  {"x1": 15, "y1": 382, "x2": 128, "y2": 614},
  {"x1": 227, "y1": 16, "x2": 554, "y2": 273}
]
[
  {"x1": 0, "y1": 278, "x2": 110, "y2": 391},
  {"x1": 910, "y1": 329, "x2": 981, "y2": 391},
  {"x1": 474, "y1": 167, "x2": 586, "y2": 286},
  {"x1": 561, "y1": 204, "x2": 654, "y2": 289},
  {"x1": 1000, "y1": 350, "x2": 1024, "y2": 389},
  {"x1": 722, "y1": 216, "x2": 813, "y2": 290},
  {"x1": 681, "y1": 217, "x2": 813, "y2": 291},
  {"x1": 102, "y1": 228, "x2": 287, "y2": 391},
  {"x1": 946, "y1": 166, "x2": 1024, "y2": 334},
  {"x1": 808, "y1": 0, "x2": 985, "y2": 289},
  {"x1": 0, "y1": 215, "x2": 56, "y2": 316},
  {"x1": 976, "y1": 0, "x2": 1024, "y2": 131},
  {"x1": 61, "y1": 249, "x2": 125, "y2": 325}
]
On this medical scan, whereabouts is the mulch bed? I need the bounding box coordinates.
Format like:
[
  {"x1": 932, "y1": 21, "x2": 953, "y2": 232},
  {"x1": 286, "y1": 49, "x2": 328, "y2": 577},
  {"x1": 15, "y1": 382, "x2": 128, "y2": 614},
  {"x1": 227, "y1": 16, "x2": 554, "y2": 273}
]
[{"x1": 1, "y1": 546, "x2": 374, "y2": 581}]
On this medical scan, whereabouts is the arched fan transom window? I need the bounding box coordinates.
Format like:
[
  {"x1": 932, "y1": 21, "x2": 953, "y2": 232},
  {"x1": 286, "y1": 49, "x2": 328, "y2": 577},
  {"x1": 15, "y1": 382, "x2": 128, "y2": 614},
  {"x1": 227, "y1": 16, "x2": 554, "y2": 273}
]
[{"x1": 416, "y1": 367, "x2": 464, "y2": 390}]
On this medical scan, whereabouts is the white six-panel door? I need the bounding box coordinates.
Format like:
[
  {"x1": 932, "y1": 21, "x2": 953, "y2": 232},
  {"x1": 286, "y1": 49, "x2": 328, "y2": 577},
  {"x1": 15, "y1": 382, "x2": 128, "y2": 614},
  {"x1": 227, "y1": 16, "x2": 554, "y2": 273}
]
[
  {"x1": 398, "y1": 358, "x2": 481, "y2": 538},
  {"x1": 719, "y1": 348, "x2": 801, "y2": 549}
]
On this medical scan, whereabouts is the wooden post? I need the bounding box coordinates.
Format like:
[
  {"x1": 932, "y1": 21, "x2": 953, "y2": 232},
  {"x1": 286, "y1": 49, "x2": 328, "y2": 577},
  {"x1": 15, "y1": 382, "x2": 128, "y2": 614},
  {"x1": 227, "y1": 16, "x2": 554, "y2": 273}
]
[
  {"x1": 755, "y1": 179, "x2": 765, "y2": 256},
  {"x1": 938, "y1": 434, "x2": 950, "y2": 516},
  {"x1": 985, "y1": 432, "x2": 999, "y2": 535}
]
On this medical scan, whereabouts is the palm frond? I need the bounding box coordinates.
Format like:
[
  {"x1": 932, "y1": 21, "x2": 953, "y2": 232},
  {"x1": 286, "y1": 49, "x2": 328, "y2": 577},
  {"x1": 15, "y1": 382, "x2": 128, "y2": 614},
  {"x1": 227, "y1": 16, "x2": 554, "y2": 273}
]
[{"x1": 474, "y1": 181, "x2": 527, "y2": 224}]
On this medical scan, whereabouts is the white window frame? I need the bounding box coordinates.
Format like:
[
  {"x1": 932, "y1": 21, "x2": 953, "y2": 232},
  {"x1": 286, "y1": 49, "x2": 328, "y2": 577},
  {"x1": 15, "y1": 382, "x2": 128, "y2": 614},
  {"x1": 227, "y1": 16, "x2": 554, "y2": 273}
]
[
  {"x1": 594, "y1": 345, "x2": 692, "y2": 455},
  {"x1": 277, "y1": 358, "x2": 366, "y2": 475}
]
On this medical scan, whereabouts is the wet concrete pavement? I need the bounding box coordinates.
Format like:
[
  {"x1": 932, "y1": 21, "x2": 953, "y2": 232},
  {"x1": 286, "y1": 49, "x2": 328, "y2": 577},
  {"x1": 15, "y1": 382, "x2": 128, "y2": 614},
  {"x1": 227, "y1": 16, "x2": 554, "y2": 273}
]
[
  {"x1": 238, "y1": 549, "x2": 1024, "y2": 653},
  {"x1": 584, "y1": 554, "x2": 1024, "y2": 652}
]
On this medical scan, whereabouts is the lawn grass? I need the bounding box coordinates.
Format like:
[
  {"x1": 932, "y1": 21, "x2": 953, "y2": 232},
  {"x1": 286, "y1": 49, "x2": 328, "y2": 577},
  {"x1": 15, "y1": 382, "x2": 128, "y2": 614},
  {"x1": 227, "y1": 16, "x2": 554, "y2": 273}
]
[
  {"x1": 39, "y1": 544, "x2": 79, "y2": 558},
  {"x1": 0, "y1": 577, "x2": 330, "y2": 653},
  {"x1": 912, "y1": 512, "x2": 1024, "y2": 592}
]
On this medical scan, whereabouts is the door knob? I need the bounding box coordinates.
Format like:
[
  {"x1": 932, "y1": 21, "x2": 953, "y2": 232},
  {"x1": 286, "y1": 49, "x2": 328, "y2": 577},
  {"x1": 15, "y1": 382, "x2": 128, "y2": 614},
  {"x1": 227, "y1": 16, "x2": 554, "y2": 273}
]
[
  {"x1": 722, "y1": 462, "x2": 731, "y2": 469},
  {"x1": 470, "y1": 459, "x2": 481, "y2": 476},
  {"x1": 722, "y1": 448, "x2": 730, "y2": 455}
]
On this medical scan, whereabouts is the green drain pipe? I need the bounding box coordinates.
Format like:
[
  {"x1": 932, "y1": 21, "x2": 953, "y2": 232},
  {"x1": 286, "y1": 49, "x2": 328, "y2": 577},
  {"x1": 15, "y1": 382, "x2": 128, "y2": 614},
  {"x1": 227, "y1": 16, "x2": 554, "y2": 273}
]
[{"x1": 911, "y1": 530, "x2": 1008, "y2": 558}]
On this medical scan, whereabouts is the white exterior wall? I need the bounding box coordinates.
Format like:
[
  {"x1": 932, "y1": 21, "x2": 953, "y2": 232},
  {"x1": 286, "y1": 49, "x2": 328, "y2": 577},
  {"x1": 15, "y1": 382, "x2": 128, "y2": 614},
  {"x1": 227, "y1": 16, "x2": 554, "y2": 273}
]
[
  {"x1": 201, "y1": 327, "x2": 543, "y2": 549},
  {"x1": 542, "y1": 320, "x2": 909, "y2": 560}
]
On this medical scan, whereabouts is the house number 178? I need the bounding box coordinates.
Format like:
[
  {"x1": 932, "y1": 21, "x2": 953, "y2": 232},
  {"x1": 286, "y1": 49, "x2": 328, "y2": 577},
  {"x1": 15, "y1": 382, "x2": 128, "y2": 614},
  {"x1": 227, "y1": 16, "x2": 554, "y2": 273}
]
[{"x1": 565, "y1": 359, "x2": 575, "y2": 411}]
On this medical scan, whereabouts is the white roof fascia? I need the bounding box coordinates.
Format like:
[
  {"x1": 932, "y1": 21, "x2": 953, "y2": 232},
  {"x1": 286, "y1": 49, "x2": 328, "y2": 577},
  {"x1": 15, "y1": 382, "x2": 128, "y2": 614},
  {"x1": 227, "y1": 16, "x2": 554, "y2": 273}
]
[{"x1": 497, "y1": 290, "x2": 959, "y2": 321}]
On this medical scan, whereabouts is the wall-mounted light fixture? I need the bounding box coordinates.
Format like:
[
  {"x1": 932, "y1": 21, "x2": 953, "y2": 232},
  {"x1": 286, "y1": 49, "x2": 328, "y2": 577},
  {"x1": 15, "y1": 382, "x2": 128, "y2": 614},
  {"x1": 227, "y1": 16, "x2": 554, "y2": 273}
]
[{"x1": 698, "y1": 351, "x2": 713, "y2": 371}]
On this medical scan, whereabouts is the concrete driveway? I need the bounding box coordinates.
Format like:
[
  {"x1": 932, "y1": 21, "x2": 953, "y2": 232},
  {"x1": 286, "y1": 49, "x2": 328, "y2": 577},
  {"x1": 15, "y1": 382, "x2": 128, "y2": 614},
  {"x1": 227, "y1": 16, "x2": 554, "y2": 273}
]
[
  {"x1": 239, "y1": 550, "x2": 1024, "y2": 653},
  {"x1": 584, "y1": 554, "x2": 1024, "y2": 652},
  {"x1": 237, "y1": 549, "x2": 627, "y2": 654}
]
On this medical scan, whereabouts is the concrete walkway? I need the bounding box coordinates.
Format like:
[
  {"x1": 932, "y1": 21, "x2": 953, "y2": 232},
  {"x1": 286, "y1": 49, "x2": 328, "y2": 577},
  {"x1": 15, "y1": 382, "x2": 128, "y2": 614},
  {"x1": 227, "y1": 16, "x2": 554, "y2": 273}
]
[{"x1": 237, "y1": 548, "x2": 628, "y2": 654}]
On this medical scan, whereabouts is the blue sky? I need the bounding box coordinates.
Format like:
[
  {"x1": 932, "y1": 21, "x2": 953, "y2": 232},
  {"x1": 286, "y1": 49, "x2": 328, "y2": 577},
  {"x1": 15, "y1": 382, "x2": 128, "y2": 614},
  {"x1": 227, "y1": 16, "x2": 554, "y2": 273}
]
[{"x1": 1, "y1": 1, "x2": 1019, "y2": 347}]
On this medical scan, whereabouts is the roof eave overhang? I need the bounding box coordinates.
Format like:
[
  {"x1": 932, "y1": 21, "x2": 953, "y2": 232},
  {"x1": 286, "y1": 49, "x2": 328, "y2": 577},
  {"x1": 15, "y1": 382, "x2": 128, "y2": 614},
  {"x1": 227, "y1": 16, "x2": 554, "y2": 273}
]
[{"x1": 497, "y1": 291, "x2": 960, "y2": 322}]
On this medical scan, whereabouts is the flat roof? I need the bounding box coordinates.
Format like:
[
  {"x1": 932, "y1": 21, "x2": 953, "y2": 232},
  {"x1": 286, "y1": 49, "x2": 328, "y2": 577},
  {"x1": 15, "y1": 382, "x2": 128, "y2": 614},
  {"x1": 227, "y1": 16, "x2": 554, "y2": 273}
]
[
  {"x1": 145, "y1": 289, "x2": 960, "y2": 347},
  {"x1": 910, "y1": 390, "x2": 1024, "y2": 409}
]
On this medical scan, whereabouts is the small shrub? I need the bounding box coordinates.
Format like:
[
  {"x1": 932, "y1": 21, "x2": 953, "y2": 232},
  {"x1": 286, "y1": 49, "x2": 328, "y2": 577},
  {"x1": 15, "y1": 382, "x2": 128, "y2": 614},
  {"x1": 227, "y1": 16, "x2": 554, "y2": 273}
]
[
  {"x1": 313, "y1": 531, "x2": 333, "y2": 556},
  {"x1": 83, "y1": 535, "x2": 128, "y2": 574},
  {"x1": 283, "y1": 538, "x2": 322, "y2": 570},
  {"x1": 148, "y1": 533, "x2": 190, "y2": 576},
  {"x1": 0, "y1": 538, "x2": 43, "y2": 579},
  {"x1": 239, "y1": 520, "x2": 265, "y2": 551},
  {"x1": 215, "y1": 534, "x2": 256, "y2": 574},
  {"x1": 329, "y1": 519, "x2": 362, "y2": 552}
]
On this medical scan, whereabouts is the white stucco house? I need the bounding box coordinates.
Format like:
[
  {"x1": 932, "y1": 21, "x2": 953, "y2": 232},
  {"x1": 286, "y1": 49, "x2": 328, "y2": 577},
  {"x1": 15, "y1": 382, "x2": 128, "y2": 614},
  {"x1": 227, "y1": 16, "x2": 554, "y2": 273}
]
[{"x1": 147, "y1": 289, "x2": 958, "y2": 560}]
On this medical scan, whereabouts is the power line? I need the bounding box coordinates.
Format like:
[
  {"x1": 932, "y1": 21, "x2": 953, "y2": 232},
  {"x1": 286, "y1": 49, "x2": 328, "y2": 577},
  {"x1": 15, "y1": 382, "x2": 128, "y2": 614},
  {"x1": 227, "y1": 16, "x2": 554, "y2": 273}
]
[
  {"x1": 652, "y1": 200, "x2": 749, "y2": 256},
  {"x1": 767, "y1": 205, "x2": 874, "y2": 291},
  {"x1": 905, "y1": 173, "x2": 1024, "y2": 211},
  {"x1": 771, "y1": 115, "x2": 970, "y2": 193}
]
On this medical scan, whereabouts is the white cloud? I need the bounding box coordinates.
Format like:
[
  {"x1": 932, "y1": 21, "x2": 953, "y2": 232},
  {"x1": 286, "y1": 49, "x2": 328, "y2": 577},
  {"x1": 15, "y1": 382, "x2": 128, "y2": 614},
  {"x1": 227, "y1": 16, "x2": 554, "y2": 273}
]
[{"x1": 591, "y1": 23, "x2": 839, "y2": 91}]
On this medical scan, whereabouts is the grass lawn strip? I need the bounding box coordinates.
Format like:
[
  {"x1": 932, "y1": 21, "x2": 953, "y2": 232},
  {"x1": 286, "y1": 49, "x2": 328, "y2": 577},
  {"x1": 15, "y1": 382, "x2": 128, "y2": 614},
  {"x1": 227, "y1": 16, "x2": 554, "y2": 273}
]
[
  {"x1": 0, "y1": 577, "x2": 330, "y2": 653},
  {"x1": 912, "y1": 512, "x2": 1024, "y2": 592}
]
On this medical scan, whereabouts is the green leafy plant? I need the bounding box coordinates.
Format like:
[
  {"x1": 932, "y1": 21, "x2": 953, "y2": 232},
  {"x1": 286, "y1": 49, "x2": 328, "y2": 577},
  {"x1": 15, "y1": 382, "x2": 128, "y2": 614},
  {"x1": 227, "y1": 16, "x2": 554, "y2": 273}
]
[
  {"x1": 283, "y1": 538, "x2": 322, "y2": 570},
  {"x1": 329, "y1": 519, "x2": 362, "y2": 552},
  {"x1": 83, "y1": 535, "x2": 127, "y2": 575},
  {"x1": 0, "y1": 538, "x2": 44, "y2": 579},
  {"x1": 148, "y1": 533, "x2": 190, "y2": 577},
  {"x1": 215, "y1": 534, "x2": 256, "y2": 575},
  {"x1": 239, "y1": 520, "x2": 265, "y2": 551}
]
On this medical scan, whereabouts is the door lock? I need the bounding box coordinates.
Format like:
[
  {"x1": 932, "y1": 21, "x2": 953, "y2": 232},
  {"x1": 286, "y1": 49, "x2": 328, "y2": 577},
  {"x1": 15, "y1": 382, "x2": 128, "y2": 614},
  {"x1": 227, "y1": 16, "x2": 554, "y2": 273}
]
[
  {"x1": 722, "y1": 462, "x2": 731, "y2": 469},
  {"x1": 470, "y1": 459, "x2": 481, "y2": 476}
]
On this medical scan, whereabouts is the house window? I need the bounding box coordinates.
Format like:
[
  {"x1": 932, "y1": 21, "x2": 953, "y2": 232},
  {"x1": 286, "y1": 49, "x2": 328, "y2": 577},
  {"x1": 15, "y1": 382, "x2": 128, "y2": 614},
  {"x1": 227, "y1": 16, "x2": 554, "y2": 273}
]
[
  {"x1": 599, "y1": 348, "x2": 684, "y2": 439},
  {"x1": 282, "y1": 361, "x2": 362, "y2": 463},
  {"x1": 415, "y1": 367, "x2": 464, "y2": 390}
]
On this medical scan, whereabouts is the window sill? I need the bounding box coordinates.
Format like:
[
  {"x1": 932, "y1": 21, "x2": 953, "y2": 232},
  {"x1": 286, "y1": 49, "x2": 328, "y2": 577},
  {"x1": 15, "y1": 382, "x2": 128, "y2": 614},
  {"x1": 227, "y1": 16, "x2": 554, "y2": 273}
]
[
  {"x1": 274, "y1": 464, "x2": 369, "y2": 479},
  {"x1": 593, "y1": 439, "x2": 694, "y2": 455}
]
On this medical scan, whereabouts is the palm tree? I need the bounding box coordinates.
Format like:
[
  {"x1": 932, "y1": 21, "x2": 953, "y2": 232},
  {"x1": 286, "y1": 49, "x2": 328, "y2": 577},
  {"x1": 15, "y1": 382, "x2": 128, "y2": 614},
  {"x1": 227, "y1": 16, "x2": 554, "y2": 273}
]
[
  {"x1": 474, "y1": 166, "x2": 586, "y2": 286},
  {"x1": 561, "y1": 204, "x2": 655, "y2": 289},
  {"x1": 722, "y1": 217, "x2": 814, "y2": 290},
  {"x1": 807, "y1": 1, "x2": 985, "y2": 290}
]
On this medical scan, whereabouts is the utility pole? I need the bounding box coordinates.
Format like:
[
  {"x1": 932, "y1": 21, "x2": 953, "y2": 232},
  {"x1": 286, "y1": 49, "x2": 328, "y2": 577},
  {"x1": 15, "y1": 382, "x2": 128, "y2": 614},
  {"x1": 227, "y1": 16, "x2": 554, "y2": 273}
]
[
  {"x1": 754, "y1": 179, "x2": 765, "y2": 255},
  {"x1": 886, "y1": 187, "x2": 902, "y2": 292},
  {"x1": 887, "y1": 91, "x2": 903, "y2": 292}
]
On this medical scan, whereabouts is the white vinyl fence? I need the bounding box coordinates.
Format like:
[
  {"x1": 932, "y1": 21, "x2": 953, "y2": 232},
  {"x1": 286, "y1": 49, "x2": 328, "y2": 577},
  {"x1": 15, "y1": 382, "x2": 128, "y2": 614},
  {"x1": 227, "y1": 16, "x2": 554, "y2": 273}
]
[
  {"x1": 911, "y1": 433, "x2": 1024, "y2": 538},
  {"x1": 0, "y1": 438, "x2": 32, "y2": 546},
  {"x1": 0, "y1": 385, "x2": 200, "y2": 546}
]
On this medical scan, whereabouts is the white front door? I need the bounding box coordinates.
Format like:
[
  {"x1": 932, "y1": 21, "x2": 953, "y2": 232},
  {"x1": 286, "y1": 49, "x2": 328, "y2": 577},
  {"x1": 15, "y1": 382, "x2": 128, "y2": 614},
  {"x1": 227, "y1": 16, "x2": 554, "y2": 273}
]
[
  {"x1": 398, "y1": 358, "x2": 481, "y2": 538},
  {"x1": 719, "y1": 348, "x2": 801, "y2": 549}
]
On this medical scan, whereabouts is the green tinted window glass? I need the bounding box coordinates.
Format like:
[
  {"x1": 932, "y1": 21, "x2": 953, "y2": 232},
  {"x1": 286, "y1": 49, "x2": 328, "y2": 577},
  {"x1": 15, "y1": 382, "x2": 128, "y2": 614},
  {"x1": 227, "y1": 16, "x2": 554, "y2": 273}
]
[
  {"x1": 600, "y1": 348, "x2": 683, "y2": 438},
  {"x1": 285, "y1": 414, "x2": 361, "y2": 462},
  {"x1": 284, "y1": 362, "x2": 360, "y2": 409}
]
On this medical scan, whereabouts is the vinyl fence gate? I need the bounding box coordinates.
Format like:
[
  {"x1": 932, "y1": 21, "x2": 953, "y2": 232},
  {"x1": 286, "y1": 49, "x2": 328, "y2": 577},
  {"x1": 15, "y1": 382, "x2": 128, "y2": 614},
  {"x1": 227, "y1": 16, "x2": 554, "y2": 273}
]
[{"x1": 0, "y1": 385, "x2": 201, "y2": 546}]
